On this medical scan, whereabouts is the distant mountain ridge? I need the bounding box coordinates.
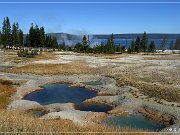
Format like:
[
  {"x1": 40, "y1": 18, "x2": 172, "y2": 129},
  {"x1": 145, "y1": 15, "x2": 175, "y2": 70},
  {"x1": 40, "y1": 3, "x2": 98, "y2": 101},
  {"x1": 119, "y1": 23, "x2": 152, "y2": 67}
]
[{"x1": 48, "y1": 33, "x2": 180, "y2": 40}]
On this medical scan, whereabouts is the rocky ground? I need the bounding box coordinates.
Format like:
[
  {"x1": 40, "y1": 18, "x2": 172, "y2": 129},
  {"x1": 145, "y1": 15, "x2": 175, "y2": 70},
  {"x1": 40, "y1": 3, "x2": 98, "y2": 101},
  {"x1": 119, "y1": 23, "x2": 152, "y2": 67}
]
[{"x1": 0, "y1": 50, "x2": 180, "y2": 132}]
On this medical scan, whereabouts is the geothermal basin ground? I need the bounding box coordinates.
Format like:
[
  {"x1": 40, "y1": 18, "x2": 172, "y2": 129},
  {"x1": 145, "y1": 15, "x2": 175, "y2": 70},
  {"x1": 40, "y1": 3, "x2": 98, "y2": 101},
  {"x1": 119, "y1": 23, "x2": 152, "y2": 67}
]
[{"x1": 0, "y1": 50, "x2": 180, "y2": 133}]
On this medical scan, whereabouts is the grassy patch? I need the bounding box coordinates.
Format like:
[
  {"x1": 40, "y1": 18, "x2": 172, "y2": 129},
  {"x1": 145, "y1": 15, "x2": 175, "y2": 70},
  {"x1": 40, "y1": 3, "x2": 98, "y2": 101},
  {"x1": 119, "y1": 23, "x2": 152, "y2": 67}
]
[
  {"x1": 0, "y1": 79, "x2": 16, "y2": 109},
  {"x1": 5, "y1": 61, "x2": 106, "y2": 75},
  {"x1": 115, "y1": 74, "x2": 180, "y2": 102},
  {"x1": 0, "y1": 109, "x2": 149, "y2": 133},
  {"x1": 17, "y1": 50, "x2": 38, "y2": 58},
  {"x1": 33, "y1": 52, "x2": 57, "y2": 60},
  {"x1": 4, "y1": 51, "x2": 57, "y2": 64}
]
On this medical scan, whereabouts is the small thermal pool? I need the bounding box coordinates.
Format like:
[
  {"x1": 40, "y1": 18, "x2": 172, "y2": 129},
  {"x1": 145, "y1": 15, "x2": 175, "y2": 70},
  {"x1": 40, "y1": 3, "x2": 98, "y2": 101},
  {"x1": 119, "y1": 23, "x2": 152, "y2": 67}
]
[
  {"x1": 23, "y1": 83, "x2": 113, "y2": 112},
  {"x1": 75, "y1": 103, "x2": 113, "y2": 112},
  {"x1": 102, "y1": 115, "x2": 166, "y2": 131},
  {"x1": 23, "y1": 84, "x2": 97, "y2": 105}
]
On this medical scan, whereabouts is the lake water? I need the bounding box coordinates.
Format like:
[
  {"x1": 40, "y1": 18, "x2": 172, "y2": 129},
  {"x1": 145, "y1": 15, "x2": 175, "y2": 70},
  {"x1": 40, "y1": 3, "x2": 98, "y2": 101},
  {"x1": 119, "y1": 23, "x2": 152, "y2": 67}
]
[
  {"x1": 58, "y1": 38, "x2": 176, "y2": 48},
  {"x1": 23, "y1": 84, "x2": 97, "y2": 105},
  {"x1": 102, "y1": 115, "x2": 166, "y2": 131}
]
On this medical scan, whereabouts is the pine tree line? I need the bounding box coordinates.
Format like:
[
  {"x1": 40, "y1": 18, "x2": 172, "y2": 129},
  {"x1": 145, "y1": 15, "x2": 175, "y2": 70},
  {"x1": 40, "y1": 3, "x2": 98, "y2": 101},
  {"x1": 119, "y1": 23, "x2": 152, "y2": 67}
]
[
  {"x1": 0, "y1": 17, "x2": 23, "y2": 47},
  {"x1": 0, "y1": 16, "x2": 179, "y2": 52},
  {"x1": 74, "y1": 32, "x2": 180, "y2": 53},
  {"x1": 24, "y1": 24, "x2": 58, "y2": 49},
  {"x1": 74, "y1": 34, "x2": 123, "y2": 53},
  {"x1": 74, "y1": 32, "x2": 156, "y2": 54},
  {"x1": 169, "y1": 38, "x2": 180, "y2": 50},
  {"x1": 0, "y1": 17, "x2": 58, "y2": 49},
  {"x1": 128, "y1": 32, "x2": 156, "y2": 53}
]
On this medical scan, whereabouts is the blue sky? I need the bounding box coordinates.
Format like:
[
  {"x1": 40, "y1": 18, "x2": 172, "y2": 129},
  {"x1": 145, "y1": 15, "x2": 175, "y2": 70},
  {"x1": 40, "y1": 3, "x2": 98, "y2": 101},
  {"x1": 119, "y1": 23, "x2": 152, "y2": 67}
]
[{"x1": 0, "y1": 0, "x2": 180, "y2": 34}]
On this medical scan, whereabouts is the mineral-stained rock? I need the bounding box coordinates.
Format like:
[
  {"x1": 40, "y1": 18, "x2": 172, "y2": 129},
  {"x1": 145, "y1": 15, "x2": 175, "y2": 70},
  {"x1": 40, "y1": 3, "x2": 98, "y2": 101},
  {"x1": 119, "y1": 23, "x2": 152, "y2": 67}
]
[
  {"x1": 8, "y1": 100, "x2": 44, "y2": 112},
  {"x1": 138, "y1": 106, "x2": 173, "y2": 126},
  {"x1": 161, "y1": 123, "x2": 180, "y2": 133},
  {"x1": 44, "y1": 103, "x2": 76, "y2": 112},
  {"x1": 108, "y1": 106, "x2": 129, "y2": 116},
  {"x1": 41, "y1": 110, "x2": 107, "y2": 126}
]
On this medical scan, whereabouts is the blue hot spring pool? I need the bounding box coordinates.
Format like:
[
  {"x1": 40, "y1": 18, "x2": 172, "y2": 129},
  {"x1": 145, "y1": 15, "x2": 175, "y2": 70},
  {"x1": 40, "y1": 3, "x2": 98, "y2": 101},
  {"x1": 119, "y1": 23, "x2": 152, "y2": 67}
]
[
  {"x1": 102, "y1": 115, "x2": 166, "y2": 131},
  {"x1": 23, "y1": 83, "x2": 97, "y2": 105},
  {"x1": 75, "y1": 103, "x2": 113, "y2": 112}
]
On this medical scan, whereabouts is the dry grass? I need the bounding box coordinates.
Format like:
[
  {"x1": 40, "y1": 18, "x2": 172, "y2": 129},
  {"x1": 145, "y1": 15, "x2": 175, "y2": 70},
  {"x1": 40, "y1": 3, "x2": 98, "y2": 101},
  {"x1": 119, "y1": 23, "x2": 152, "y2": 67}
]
[
  {"x1": 0, "y1": 79, "x2": 16, "y2": 109},
  {"x1": 114, "y1": 73, "x2": 180, "y2": 102},
  {"x1": 3, "y1": 51, "x2": 57, "y2": 64},
  {"x1": 0, "y1": 109, "x2": 153, "y2": 134},
  {"x1": 34, "y1": 52, "x2": 57, "y2": 60},
  {"x1": 108, "y1": 54, "x2": 180, "y2": 103},
  {"x1": 5, "y1": 61, "x2": 107, "y2": 75},
  {"x1": 80, "y1": 53, "x2": 130, "y2": 59}
]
